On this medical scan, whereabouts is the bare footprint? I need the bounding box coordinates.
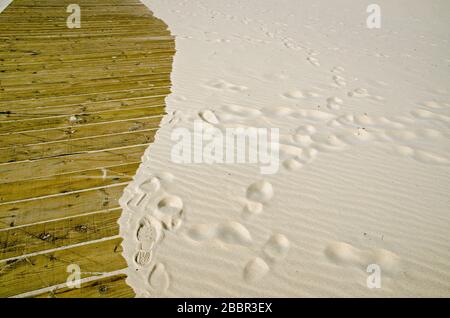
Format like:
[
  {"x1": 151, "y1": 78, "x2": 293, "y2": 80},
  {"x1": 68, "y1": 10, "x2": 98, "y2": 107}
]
[
  {"x1": 324, "y1": 241, "x2": 401, "y2": 275},
  {"x1": 243, "y1": 257, "x2": 270, "y2": 283},
  {"x1": 282, "y1": 156, "x2": 303, "y2": 171},
  {"x1": 154, "y1": 195, "x2": 184, "y2": 231},
  {"x1": 332, "y1": 75, "x2": 347, "y2": 87},
  {"x1": 148, "y1": 263, "x2": 170, "y2": 294},
  {"x1": 186, "y1": 221, "x2": 252, "y2": 246},
  {"x1": 392, "y1": 145, "x2": 449, "y2": 165},
  {"x1": 216, "y1": 221, "x2": 253, "y2": 245},
  {"x1": 331, "y1": 66, "x2": 345, "y2": 74},
  {"x1": 138, "y1": 176, "x2": 161, "y2": 194},
  {"x1": 411, "y1": 108, "x2": 450, "y2": 124},
  {"x1": 206, "y1": 79, "x2": 248, "y2": 92},
  {"x1": 283, "y1": 90, "x2": 319, "y2": 100},
  {"x1": 262, "y1": 234, "x2": 290, "y2": 261},
  {"x1": 347, "y1": 88, "x2": 369, "y2": 98},
  {"x1": 327, "y1": 97, "x2": 344, "y2": 110},
  {"x1": 243, "y1": 233, "x2": 290, "y2": 283},
  {"x1": 221, "y1": 104, "x2": 262, "y2": 118},
  {"x1": 199, "y1": 109, "x2": 220, "y2": 124},
  {"x1": 242, "y1": 201, "x2": 264, "y2": 218},
  {"x1": 324, "y1": 241, "x2": 365, "y2": 266},
  {"x1": 307, "y1": 56, "x2": 320, "y2": 67},
  {"x1": 246, "y1": 180, "x2": 274, "y2": 203}
]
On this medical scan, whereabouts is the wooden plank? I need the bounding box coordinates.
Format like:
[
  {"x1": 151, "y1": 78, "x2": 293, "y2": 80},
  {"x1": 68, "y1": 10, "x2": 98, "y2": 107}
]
[
  {"x1": 0, "y1": 129, "x2": 156, "y2": 164},
  {"x1": 0, "y1": 116, "x2": 161, "y2": 147},
  {"x1": 0, "y1": 86, "x2": 171, "y2": 110},
  {"x1": 0, "y1": 145, "x2": 149, "y2": 183},
  {"x1": 0, "y1": 185, "x2": 126, "y2": 229},
  {"x1": 0, "y1": 162, "x2": 139, "y2": 203},
  {"x1": 0, "y1": 209, "x2": 121, "y2": 260},
  {"x1": 33, "y1": 274, "x2": 134, "y2": 298},
  {"x1": 0, "y1": 68, "x2": 171, "y2": 89},
  {"x1": 0, "y1": 79, "x2": 171, "y2": 102},
  {"x1": 0, "y1": 237, "x2": 127, "y2": 297},
  {"x1": 0, "y1": 106, "x2": 164, "y2": 134},
  {"x1": 0, "y1": 71, "x2": 171, "y2": 90},
  {"x1": 0, "y1": 105, "x2": 165, "y2": 133},
  {"x1": 0, "y1": 95, "x2": 166, "y2": 119}
]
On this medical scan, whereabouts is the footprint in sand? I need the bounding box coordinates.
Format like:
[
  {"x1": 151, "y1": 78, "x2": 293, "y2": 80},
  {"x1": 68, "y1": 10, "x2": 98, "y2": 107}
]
[
  {"x1": 326, "y1": 97, "x2": 344, "y2": 110},
  {"x1": 294, "y1": 124, "x2": 316, "y2": 137},
  {"x1": 411, "y1": 108, "x2": 450, "y2": 124},
  {"x1": 138, "y1": 176, "x2": 161, "y2": 195},
  {"x1": 244, "y1": 233, "x2": 291, "y2": 283},
  {"x1": 347, "y1": 88, "x2": 370, "y2": 98},
  {"x1": 154, "y1": 194, "x2": 184, "y2": 231},
  {"x1": 136, "y1": 217, "x2": 159, "y2": 250},
  {"x1": 246, "y1": 180, "x2": 274, "y2": 203},
  {"x1": 324, "y1": 241, "x2": 401, "y2": 275},
  {"x1": 148, "y1": 263, "x2": 170, "y2": 294},
  {"x1": 263, "y1": 234, "x2": 290, "y2": 261},
  {"x1": 206, "y1": 79, "x2": 248, "y2": 92},
  {"x1": 243, "y1": 180, "x2": 274, "y2": 217},
  {"x1": 243, "y1": 201, "x2": 264, "y2": 216},
  {"x1": 243, "y1": 257, "x2": 270, "y2": 283},
  {"x1": 221, "y1": 104, "x2": 262, "y2": 118},
  {"x1": 391, "y1": 145, "x2": 449, "y2": 165},
  {"x1": 293, "y1": 109, "x2": 334, "y2": 122},
  {"x1": 135, "y1": 250, "x2": 153, "y2": 266},
  {"x1": 186, "y1": 221, "x2": 252, "y2": 246},
  {"x1": 331, "y1": 66, "x2": 345, "y2": 74},
  {"x1": 216, "y1": 222, "x2": 253, "y2": 245},
  {"x1": 310, "y1": 132, "x2": 348, "y2": 152},
  {"x1": 282, "y1": 147, "x2": 318, "y2": 172},
  {"x1": 124, "y1": 171, "x2": 184, "y2": 277},
  {"x1": 282, "y1": 157, "x2": 304, "y2": 171},
  {"x1": 124, "y1": 176, "x2": 163, "y2": 213},
  {"x1": 283, "y1": 89, "x2": 320, "y2": 100},
  {"x1": 332, "y1": 75, "x2": 347, "y2": 87},
  {"x1": 384, "y1": 128, "x2": 443, "y2": 143},
  {"x1": 199, "y1": 109, "x2": 220, "y2": 125},
  {"x1": 306, "y1": 56, "x2": 320, "y2": 67},
  {"x1": 134, "y1": 217, "x2": 161, "y2": 266}
]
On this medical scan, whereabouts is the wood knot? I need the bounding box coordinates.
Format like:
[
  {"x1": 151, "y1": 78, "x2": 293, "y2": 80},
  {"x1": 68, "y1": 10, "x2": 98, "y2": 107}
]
[
  {"x1": 74, "y1": 225, "x2": 88, "y2": 233},
  {"x1": 98, "y1": 285, "x2": 108, "y2": 294}
]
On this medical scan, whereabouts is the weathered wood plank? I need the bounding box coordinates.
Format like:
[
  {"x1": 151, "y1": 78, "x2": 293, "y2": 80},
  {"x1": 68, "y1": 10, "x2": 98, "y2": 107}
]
[
  {"x1": 0, "y1": 145, "x2": 149, "y2": 183},
  {"x1": 0, "y1": 80, "x2": 170, "y2": 102},
  {"x1": 0, "y1": 116, "x2": 161, "y2": 147},
  {"x1": 0, "y1": 185, "x2": 126, "y2": 229},
  {"x1": 33, "y1": 274, "x2": 134, "y2": 298},
  {"x1": 0, "y1": 162, "x2": 139, "y2": 203},
  {"x1": 0, "y1": 237, "x2": 127, "y2": 297},
  {"x1": 0, "y1": 95, "x2": 166, "y2": 119},
  {"x1": 0, "y1": 210, "x2": 121, "y2": 260},
  {"x1": 0, "y1": 106, "x2": 164, "y2": 134},
  {"x1": 0, "y1": 86, "x2": 171, "y2": 110},
  {"x1": 0, "y1": 129, "x2": 156, "y2": 163}
]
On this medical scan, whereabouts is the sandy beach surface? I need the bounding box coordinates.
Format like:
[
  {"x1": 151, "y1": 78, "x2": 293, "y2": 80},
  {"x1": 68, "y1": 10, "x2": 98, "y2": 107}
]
[{"x1": 119, "y1": 0, "x2": 450, "y2": 297}]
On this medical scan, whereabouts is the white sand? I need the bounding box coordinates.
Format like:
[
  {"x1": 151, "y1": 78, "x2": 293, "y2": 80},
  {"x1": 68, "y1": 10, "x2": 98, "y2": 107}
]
[
  {"x1": 119, "y1": 0, "x2": 450, "y2": 297},
  {"x1": 0, "y1": 0, "x2": 13, "y2": 14}
]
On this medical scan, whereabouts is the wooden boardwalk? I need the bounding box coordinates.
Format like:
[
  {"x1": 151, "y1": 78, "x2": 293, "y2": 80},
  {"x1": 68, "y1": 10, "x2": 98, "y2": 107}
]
[{"x1": 0, "y1": 0, "x2": 174, "y2": 297}]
